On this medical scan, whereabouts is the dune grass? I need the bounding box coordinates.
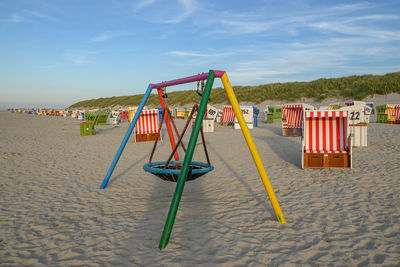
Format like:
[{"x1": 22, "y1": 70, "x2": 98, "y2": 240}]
[{"x1": 70, "y1": 72, "x2": 400, "y2": 108}]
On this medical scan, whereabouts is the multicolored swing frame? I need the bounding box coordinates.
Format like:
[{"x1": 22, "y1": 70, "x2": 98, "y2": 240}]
[{"x1": 99, "y1": 70, "x2": 286, "y2": 250}]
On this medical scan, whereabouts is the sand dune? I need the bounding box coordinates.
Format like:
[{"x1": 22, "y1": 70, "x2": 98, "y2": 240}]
[{"x1": 0, "y1": 108, "x2": 399, "y2": 266}]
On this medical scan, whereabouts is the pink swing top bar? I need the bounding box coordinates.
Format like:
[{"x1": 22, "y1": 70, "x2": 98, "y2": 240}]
[{"x1": 151, "y1": 70, "x2": 226, "y2": 89}]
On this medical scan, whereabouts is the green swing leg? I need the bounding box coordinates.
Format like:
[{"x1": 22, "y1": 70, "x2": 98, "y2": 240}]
[{"x1": 159, "y1": 70, "x2": 216, "y2": 250}]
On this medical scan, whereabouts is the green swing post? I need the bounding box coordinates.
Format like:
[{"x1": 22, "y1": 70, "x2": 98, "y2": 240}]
[{"x1": 159, "y1": 70, "x2": 216, "y2": 250}]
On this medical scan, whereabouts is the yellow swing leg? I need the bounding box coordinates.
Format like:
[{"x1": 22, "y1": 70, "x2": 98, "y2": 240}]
[{"x1": 221, "y1": 73, "x2": 286, "y2": 224}]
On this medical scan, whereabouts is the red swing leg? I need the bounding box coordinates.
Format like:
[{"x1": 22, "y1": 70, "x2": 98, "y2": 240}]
[{"x1": 157, "y1": 88, "x2": 180, "y2": 161}]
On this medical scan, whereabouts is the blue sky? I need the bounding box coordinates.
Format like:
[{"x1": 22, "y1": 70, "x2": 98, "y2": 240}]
[{"x1": 1, "y1": 0, "x2": 400, "y2": 108}]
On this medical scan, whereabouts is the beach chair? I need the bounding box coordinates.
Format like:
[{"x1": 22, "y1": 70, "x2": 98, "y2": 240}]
[
  {"x1": 282, "y1": 104, "x2": 315, "y2": 136},
  {"x1": 220, "y1": 105, "x2": 235, "y2": 126},
  {"x1": 120, "y1": 110, "x2": 129, "y2": 121},
  {"x1": 266, "y1": 105, "x2": 283, "y2": 123},
  {"x1": 78, "y1": 110, "x2": 84, "y2": 120},
  {"x1": 344, "y1": 100, "x2": 365, "y2": 107},
  {"x1": 80, "y1": 114, "x2": 99, "y2": 136},
  {"x1": 203, "y1": 105, "x2": 216, "y2": 132},
  {"x1": 234, "y1": 106, "x2": 253, "y2": 129},
  {"x1": 366, "y1": 102, "x2": 375, "y2": 114},
  {"x1": 341, "y1": 104, "x2": 372, "y2": 124},
  {"x1": 376, "y1": 105, "x2": 388, "y2": 123},
  {"x1": 302, "y1": 110, "x2": 352, "y2": 168},
  {"x1": 127, "y1": 107, "x2": 137, "y2": 123},
  {"x1": 154, "y1": 107, "x2": 164, "y2": 122},
  {"x1": 395, "y1": 105, "x2": 400, "y2": 124},
  {"x1": 340, "y1": 104, "x2": 372, "y2": 147},
  {"x1": 263, "y1": 108, "x2": 269, "y2": 123},
  {"x1": 253, "y1": 107, "x2": 259, "y2": 127},
  {"x1": 206, "y1": 104, "x2": 218, "y2": 121},
  {"x1": 328, "y1": 103, "x2": 342, "y2": 110},
  {"x1": 107, "y1": 110, "x2": 120, "y2": 125},
  {"x1": 85, "y1": 110, "x2": 110, "y2": 125},
  {"x1": 387, "y1": 104, "x2": 400, "y2": 124},
  {"x1": 344, "y1": 104, "x2": 369, "y2": 147},
  {"x1": 344, "y1": 100, "x2": 354, "y2": 106},
  {"x1": 191, "y1": 107, "x2": 214, "y2": 132},
  {"x1": 176, "y1": 109, "x2": 186, "y2": 119},
  {"x1": 135, "y1": 109, "x2": 162, "y2": 142},
  {"x1": 215, "y1": 108, "x2": 223, "y2": 122}
]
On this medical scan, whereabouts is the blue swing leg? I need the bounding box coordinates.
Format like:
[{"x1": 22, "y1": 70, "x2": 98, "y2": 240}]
[{"x1": 100, "y1": 84, "x2": 153, "y2": 189}]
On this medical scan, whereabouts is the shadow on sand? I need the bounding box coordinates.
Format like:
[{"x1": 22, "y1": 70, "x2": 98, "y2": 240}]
[
  {"x1": 255, "y1": 124, "x2": 302, "y2": 168},
  {"x1": 106, "y1": 152, "x2": 151, "y2": 187},
  {"x1": 208, "y1": 145, "x2": 274, "y2": 216}
]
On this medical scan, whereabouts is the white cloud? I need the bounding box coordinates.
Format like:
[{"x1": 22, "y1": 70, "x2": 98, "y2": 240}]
[
  {"x1": 327, "y1": 2, "x2": 372, "y2": 12},
  {"x1": 229, "y1": 69, "x2": 297, "y2": 84},
  {"x1": 24, "y1": 10, "x2": 55, "y2": 20},
  {"x1": 168, "y1": 50, "x2": 232, "y2": 57},
  {"x1": 169, "y1": 51, "x2": 210, "y2": 57},
  {"x1": 132, "y1": 0, "x2": 156, "y2": 12},
  {"x1": 88, "y1": 31, "x2": 130, "y2": 43},
  {"x1": 219, "y1": 18, "x2": 274, "y2": 35},
  {"x1": 310, "y1": 21, "x2": 400, "y2": 41},
  {"x1": 193, "y1": 1, "x2": 398, "y2": 40},
  {"x1": 132, "y1": 0, "x2": 198, "y2": 24},
  {"x1": 343, "y1": 14, "x2": 400, "y2": 23},
  {"x1": 175, "y1": 31, "x2": 400, "y2": 85},
  {"x1": 1, "y1": 10, "x2": 55, "y2": 23},
  {"x1": 1, "y1": 14, "x2": 23, "y2": 23},
  {"x1": 164, "y1": 0, "x2": 197, "y2": 24}
]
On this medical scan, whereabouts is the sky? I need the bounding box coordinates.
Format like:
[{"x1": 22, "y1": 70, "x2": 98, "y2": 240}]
[{"x1": 1, "y1": 0, "x2": 400, "y2": 109}]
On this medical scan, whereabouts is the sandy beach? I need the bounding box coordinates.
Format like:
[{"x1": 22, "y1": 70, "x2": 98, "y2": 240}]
[{"x1": 0, "y1": 102, "x2": 399, "y2": 265}]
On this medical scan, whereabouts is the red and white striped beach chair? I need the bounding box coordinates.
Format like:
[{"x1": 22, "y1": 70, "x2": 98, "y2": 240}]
[
  {"x1": 220, "y1": 105, "x2": 235, "y2": 126},
  {"x1": 135, "y1": 109, "x2": 161, "y2": 142},
  {"x1": 120, "y1": 110, "x2": 128, "y2": 121},
  {"x1": 282, "y1": 104, "x2": 315, "y2": 136},
  {"x1": 302, "y1": 110, "x2": 352, "y2": 168},
  {"x1": 391, "y1": 105, "x2": 400, "y2": 124}
]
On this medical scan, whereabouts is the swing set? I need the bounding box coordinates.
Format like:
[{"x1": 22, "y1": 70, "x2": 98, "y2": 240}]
[{"x1": 99, "y1": 70, "x2": 286, "y2": 250}]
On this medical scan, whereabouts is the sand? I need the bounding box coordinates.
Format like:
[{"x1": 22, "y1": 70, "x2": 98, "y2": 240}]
[{"x1": 0, "y1": 102, "x2": 399, "y2": 266}]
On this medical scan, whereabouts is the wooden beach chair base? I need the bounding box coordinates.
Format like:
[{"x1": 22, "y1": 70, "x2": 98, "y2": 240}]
[
  {"x1": 220, "y1": 122, "x2": 234, "y2": 126},
  {"x1": 282, "y1": 128, "x2": 302, "y2": 137},
  {"x1": 136, "y1": 133, "x2": 161, "y2": 142},
  {"x1": 303, "y1": 153, "x2": 350, "y2": 168}
]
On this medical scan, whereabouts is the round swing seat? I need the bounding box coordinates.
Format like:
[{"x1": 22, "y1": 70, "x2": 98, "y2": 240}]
[{"x1": 143, "y1": 161, "x2": 214, "y2": 182}]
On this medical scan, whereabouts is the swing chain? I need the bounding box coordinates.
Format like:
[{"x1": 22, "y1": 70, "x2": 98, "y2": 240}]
[
  {"x1": 161, "y1": 85, "x2": 167, "y2": 98},
  {"x1": 196, "y1": 73, "x2": 206, "y2": 97}
]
